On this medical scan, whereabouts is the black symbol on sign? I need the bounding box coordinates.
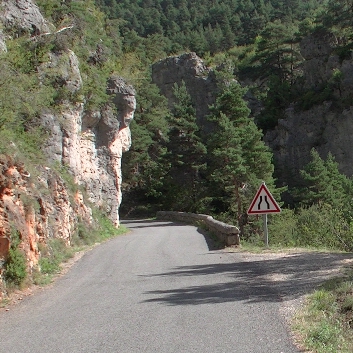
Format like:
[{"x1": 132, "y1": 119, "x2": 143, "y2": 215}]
[{"x1": 258, "y1": 195, "x2": 270, "y2": 210}]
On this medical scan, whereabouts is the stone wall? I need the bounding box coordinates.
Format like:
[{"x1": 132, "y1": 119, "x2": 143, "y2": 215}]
[{"x1": 156, "y1": 211, "x2": 240, "y2": 246}]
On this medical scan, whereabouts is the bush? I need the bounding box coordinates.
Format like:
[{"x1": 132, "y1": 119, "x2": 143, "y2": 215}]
[
  {"x1": 39, "y1": 257, "x2": 60, "y2": 275},
  {"x1": 295, "y1": 204, "x2": 353, "y2": 251},
  {"x1": 39, "y1": 238, "x2": 73, "y2": 275},
  {"x1": 4, "y1": 248, "x2": 27, "y2": 286},
  {"x1": 267, "y1": 209, "x2": 297, "y2": 247}
]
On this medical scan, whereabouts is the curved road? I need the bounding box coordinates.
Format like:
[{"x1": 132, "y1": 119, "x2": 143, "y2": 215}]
[{"x1": 1, "y1": 219, "x2": 349, "y2": 353}]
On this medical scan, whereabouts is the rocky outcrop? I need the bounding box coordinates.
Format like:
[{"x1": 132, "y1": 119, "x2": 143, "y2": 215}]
[
  {"x1": 40, "y1": 54, "x2": 135, "y2": 227},
  {"x1": 0, "y1": 155, "x2": 92, "y2": 293},
  {"x1": 0, "y1": 1, "x2": 135, "y2": 298},
  {"x1": 0, "y1": 0, "x2": 50, "y2": 35},
  {"x1": 298, "y1": 29, "x2": 353, "y2": 100},
  {"x1": 152, "y1": 52, "x2": 218, "y2": 125},
  {"x1": 0, "y1": 30, "x2": 6, "y2": 52},
  {"x1": 265, "y1": 30, "x2": 353, "y2": 185}
]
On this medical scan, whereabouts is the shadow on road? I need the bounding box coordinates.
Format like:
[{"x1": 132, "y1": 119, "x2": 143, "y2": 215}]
[
  {"x1": 142, "y1": 252, "x2": 352, "y2": 306},
  {"x1": 121, "y1": 219, "x2": 188, "y2": 229}
]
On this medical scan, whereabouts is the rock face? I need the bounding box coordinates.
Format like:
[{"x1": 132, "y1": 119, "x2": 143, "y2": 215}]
[
  {"x1": 0, "y1": 1, "x2": 135, "y2": 298},
  {"x1": 0, "y1": 0, "x2": 50, "y2": 34},
  {"x1": 0, "y1": 30, "x2": 6, "y2": 52},
  {"x1": 40, "y1": 63, "x2": 136, "y2": 227},
  {"x1": 152, "y1": 52, "x2": 218, "y2": 125},
  {"x1": 152, "y1": 45, "x2": 353, "y2": 189},
  {"x1": 265, "y1": 29, "x2": 353, "y2": 185}
]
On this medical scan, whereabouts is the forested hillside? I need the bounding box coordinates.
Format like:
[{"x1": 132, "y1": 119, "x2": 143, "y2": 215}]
[
  {"x1": 95, "y1": 0, "x2": 324, "y2": 54},
  {"x1": 94, "y1": 0, "x2": 353, "y2": 251},
  {"x1": 2, "y1": 0, "x2": 353, "y2": 254}
]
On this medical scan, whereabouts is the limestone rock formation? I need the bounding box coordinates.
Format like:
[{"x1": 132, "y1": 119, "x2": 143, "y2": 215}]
[
  {"x1": 265, "y1": 30, "x2": 353, "y2": 185},
  {"x1": 0, "y1": 30, "x2": 6, "y2": 52},
  {"x1": 0, "y1": 0, "x2": 135, "y2": 298},
  {"x1": 40, "y1": 56, "x2": 136, "y2": 228},
  {"x1": 0, "y1": 0, "x2": 50, "y2": 35},
  {"x1": 152, "y1": 52, "x2": 218, "y2": 125}
]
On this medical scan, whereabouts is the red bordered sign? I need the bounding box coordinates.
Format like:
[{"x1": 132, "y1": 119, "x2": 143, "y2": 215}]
[{"x1": 247, "y1": 183, "x2": 281, "y2": 215}]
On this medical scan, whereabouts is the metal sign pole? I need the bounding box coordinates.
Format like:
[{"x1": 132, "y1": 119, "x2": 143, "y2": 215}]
[
  {"x1": 263, "y1": 214, "x2": 269, "y2": 247},
  {"x1": 247, "y1": 182, "x2": 281, "y2": 248}
]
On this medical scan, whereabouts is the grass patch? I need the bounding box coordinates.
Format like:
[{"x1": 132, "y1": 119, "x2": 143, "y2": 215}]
[
  {"x1": 33, "y1": 238, "x2": 75, "y2": 285},
  {"x1": 293, "y1": 266, "x2": 353, "y2": 353},
  {"x1": 71, "y1": 210, "x2": 129, "y2": 247}
]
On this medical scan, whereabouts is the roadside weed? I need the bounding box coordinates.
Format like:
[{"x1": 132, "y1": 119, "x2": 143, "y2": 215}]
[{"x1": 293, "y1": 266, "x2": 353, "y2": 353}]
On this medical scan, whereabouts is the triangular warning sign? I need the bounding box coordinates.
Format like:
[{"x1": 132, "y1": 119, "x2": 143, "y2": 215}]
[{"x1": 247, "y1": 183, "x2": 281, "y2": 215}]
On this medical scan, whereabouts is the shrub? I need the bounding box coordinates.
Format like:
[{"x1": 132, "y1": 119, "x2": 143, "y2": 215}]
[
  {"x1": 295, "y1": 205, "x2": 353, "y2": 251},
  {"x1": 4, "y1": 248, "x2": 27, "y2": 286},
  {"x1": 267, "y1": 209, "x2": 297, "y2": 247},
  {"x1": 39, "y1": 238, "x2": 73, "y2": 275},
  {"x1": 71, "y1": 209, "x2": 127, "y2": 247}
]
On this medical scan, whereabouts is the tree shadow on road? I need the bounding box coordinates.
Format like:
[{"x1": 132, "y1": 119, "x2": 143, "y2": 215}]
[
  {"x1": 120, "y1": 219, "x2": 189, "y2": 229},
  {"x1": 141, "y1": 252, "x2": 353, "y2": 306}
]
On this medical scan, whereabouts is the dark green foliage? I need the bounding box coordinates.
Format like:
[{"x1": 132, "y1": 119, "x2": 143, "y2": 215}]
[
  {"x1": 298, "y1": 86, "x2": 332, "y2": 110},
  {"x1": 4, "y1": 230, "x2": 27, "y2": 286},
  {"x1": 121, "y1": 82, "x2": 170, "y2": 217},
  {"x1": 95, "y1": 0, "x2": 325, "y2": 56},
  {"x1": 298, "y1": 149, "x2": 352, "y2": 210},
  {"x1": 267, "y1": 205, "x2": 353, "y2": 252},
  {"x1": 244, "y1": 19, "x2": 303, "y2": 130},
  {"x1": 253, "y1": 20, "x2": 301, "y2": 83},
  {"x1": 4, "y1": 248, "x2": 27, "y2": 286},
  {"x1": 163, "y1": 82, "x2": 207, "y2": 211},
  {"x1": 295, "y1": 205, "x2": 353, "y2": 251},
  {"x1": 277, "y1": 150, "x2": 353, "y2": 251},
  {"x1": 257, "y1": 75, "x2": 292, "y2": 130},
  {"x1": 319, "y1": 0, "x2": 353, "y2": 43},
  {"x1": 205, "y1": 82, "x2": 276, "y2": 234}
]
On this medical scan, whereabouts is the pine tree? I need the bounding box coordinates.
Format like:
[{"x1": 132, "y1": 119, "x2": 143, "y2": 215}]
[
  {"x1": 205, "y1": 82, "x2": 275, "y2": 234},
  {"x1": 121, "y1": 82, "x2": 170, "y2": 215},
  {"x1": 163, "y1": 81, "x2": 207, "y2": 212},
  {"x1": 299, "y1": 149, "x2": 351, "y2": 209}
]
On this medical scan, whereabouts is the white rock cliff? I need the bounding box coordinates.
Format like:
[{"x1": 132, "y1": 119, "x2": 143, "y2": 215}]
[{"x1": 0, "y1": 0, "x2": 135, "y2": 298}]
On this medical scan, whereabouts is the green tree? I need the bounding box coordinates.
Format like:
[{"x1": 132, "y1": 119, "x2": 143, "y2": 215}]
[
  {"x1": 121, "y1": 82, "x2": 170, "y2": 216},
  {"x1": 320, "y1": 0, "x2": 353, "y2": 44},
  {"x1": 163, "y1": 82, "x2": 207, "y2": 211},
  {"x1": 254, "y1": 20, "x2": 301, "y2": 83},
  {"x1": 205, "y1": 82, "x2": 275, "y2": 235},
  {"x1": 299, "y1": 149, "x2": 352, "y2": 210},
  {"x1": 252, "y1": 20, "x2": 301, "y2": 130}
]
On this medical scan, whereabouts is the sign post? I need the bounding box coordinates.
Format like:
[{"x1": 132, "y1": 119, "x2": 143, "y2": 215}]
[
  {"x1": 263, "y1": 214, "x2": 269, "y2": 247},
  {"x1": 247, "y1": 182, "x2": 281, "y2": 247}
]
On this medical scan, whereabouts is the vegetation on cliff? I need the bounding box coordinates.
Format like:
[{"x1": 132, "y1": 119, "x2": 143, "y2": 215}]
[
  {"x1": 2, "y1": 0, "x2": 353, "y2": 250},
  {"x1": 0, "y1": 0, "x2": 353, "y2": 274},
  {"x1": 1, "y1": 1, "x2": 353, "y2": 351},
  {"x1": 110, "y1": 0, "x2": 353, "y2": 253}
]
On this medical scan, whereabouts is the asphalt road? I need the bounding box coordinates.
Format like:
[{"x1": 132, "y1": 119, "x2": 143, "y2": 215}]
[{"x1": 2, "y1": 219, "x2": 347, "y2": 353}]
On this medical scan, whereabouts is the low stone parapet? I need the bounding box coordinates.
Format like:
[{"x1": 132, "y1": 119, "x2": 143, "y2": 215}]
[{"x1": 156, "y1": 211, "x2": 240, "y2": 246}]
